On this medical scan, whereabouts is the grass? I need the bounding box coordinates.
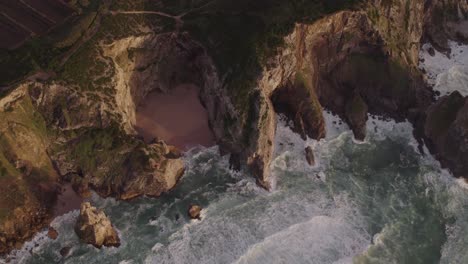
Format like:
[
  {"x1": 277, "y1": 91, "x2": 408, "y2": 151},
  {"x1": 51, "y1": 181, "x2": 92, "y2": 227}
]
[{"x1": 0, "y1": 91, "x2": 56, "y2": 223}]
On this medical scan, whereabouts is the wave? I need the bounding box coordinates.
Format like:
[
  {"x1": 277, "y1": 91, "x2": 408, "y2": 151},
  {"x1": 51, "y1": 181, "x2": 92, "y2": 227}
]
[{"x1": 419, "y1": 41, "x2": 468, "y2": 96}]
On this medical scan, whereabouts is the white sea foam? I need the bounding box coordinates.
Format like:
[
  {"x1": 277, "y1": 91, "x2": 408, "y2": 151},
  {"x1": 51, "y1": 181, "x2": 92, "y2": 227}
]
[
  {"x1": 233, "y1": 215, "x2": 369, "y2": 264},
  {"x1": 1, "y1": 210, "x2": 79, "y2": 264},
  {"x1": 419, "y1": 41, "x2": 468, "y2": 96}
]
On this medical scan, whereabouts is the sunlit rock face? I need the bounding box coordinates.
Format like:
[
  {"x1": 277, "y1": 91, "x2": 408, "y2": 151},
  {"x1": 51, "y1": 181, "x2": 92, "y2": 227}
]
[{"x1": 75, "y1": 202, "x2": 120, "y2": 248}]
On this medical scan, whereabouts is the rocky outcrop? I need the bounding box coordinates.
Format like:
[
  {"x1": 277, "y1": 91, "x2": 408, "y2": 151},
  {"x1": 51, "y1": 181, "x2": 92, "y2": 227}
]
[
  {"x1": 367, "y1": 0, "x2": 425, "y2": 66},
  {"x1": 366, "y1": 0, "x2": 468, "y2": 64},
  {"x1": 271, "y1": 73, "x2": 325, "y2": 140},
  {"x1": 424, "y1": 0, "x2": 468, "y2": 52},
  {"x1": 305, "y1": 146, "x2": 315, "y2": 167},
  {"x1": 345, "y1": 93, "x2": 369, "y2": 141},
  {"x1": 241, "y1": 10, "x2": 431, "y2": 187},
  {"x1": 424, "y1": 92, "x2": 468, "y2": 178},
  {"x1": 47, "y1": 227, "x2": 58, "y2": 240},
  {"x1": 188, "y1": 205, "x2": 202, "y2": 220},
  {"x1": 75, "y1": 202, "x2": 120, "y2": 248}
]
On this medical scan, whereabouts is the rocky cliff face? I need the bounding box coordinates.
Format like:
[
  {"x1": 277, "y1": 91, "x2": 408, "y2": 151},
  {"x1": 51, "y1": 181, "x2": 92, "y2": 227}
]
[
  {"x1": 0, "y1": 84, "x2": 58, "y2": 255},
  {"x1": 75, "y1": 202, "x2": 120, "y2": 248},
  {"x1": 424, "y1": 92, "x2": 468, "y2": 178},
  {"x1": 244, "y1": 0, "x2": 468, "y2": 187}
]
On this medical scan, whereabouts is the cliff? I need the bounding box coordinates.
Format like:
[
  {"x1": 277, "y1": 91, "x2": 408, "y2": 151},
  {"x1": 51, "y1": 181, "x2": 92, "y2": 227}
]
[{"x1": 1, "y1": 0, "x2": 468, "y2": 255}]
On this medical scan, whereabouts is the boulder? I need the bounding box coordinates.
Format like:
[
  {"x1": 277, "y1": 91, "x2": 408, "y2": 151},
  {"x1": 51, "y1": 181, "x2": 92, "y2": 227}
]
[
  {"x1": 424, "y1": 92, "x2": 468, "y2": 178},
  {"x1": 188, "y1": 205, "x2": 202, "y2": 220},
  {"x1": 345, "y1": 93, "x2": 368, "y2": 141},
  {"x1": 47, "y1": 227, "x2": 58, "y2": 240},
  {"x1": 305, "y1": 146, "x2": 315, "y2": 166},
  {"x1": 74, "y1": 203, "x2": 120, "y2": 248},
  {"x1": 60, "y1": 246, "x2": 71, "y2": 257}
]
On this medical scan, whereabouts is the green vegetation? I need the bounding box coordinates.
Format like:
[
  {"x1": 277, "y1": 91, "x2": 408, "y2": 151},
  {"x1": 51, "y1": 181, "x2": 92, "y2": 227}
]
[
  {"x1": 53, "y1": 12, "x2": 98, "y2": 49},
  {"x1": 0, "y1": 92, "x2": 56, "y2": 222},
  {"x1": 67, "y1": 124, "x2": 146, "y2": 184}
]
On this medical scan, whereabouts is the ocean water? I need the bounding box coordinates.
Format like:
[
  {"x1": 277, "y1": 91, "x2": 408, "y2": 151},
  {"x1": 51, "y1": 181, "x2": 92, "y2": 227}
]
[
  {"x1": 2, "y1": 112, "x2": 468, "y2": 264},
  {"x1": 419, "y1": 41, "x2": 468, "y2": 97},
  {"x1": 3, "y1": 43, "x2": 468, "y2": 264}
]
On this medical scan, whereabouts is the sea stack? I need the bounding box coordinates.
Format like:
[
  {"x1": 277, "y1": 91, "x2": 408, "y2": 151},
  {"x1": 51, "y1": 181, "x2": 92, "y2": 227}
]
[
  {"x1": 188, "y1": 205, "x2": 202, "y2": 220},
  {"x1": 74, "y1": 203, "x2": 120, "y2": 248}
]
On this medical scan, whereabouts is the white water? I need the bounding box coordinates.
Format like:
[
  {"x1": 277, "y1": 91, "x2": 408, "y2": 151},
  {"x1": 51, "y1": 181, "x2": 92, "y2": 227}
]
[{"x1": 419, "y1": 41, "x2": 468, "y2": 97}]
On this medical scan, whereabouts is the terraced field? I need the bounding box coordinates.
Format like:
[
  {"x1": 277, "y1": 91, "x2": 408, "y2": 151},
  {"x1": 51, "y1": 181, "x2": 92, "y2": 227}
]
[{"x1": 0, "y1": 0, "x2": 74, "y2": 49}]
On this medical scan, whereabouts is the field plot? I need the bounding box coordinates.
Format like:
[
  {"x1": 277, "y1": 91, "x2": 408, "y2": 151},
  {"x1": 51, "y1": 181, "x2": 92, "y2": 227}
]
[{"x1": 0, "y1": 0, "x2": 74, "y2": 49}]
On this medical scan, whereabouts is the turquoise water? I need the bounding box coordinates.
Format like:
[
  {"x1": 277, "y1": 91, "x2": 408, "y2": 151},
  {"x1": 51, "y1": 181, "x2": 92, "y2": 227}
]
[{"x1": 3, "y1": 115, "x2": 468, "y2": 264}]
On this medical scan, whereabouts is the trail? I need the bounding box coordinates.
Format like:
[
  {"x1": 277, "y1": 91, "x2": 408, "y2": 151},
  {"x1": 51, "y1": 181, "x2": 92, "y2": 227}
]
[{"x1": 109, "y1": 10, "x2": 184, "y2": 29}]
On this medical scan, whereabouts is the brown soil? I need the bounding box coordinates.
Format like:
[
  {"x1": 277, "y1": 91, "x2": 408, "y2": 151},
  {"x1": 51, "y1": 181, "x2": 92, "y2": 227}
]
[
  {"x1": 53, "y1": 183, "x2": 83, "y2": 217},
  {"x1": 135, "y1": 84, "x2": 215, "y2": 150}
]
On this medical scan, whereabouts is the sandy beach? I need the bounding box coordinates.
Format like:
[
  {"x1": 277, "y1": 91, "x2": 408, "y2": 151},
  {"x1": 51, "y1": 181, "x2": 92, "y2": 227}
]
[
  {"x1": 135, "y1": 84, "x2": 216, "y2": 150},
  {"x1": 53, "y1": 183, "x2": 83, "y2": 217}
]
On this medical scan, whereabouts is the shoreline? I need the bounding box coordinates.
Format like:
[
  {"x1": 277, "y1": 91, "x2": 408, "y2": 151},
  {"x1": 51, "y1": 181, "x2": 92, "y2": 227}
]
[
  {"x1": 135, "y1": 84, "x2": 216, "y2": 151},
  {"x1": 53, "y1": 183, "x2": 84, "y2": 218}
]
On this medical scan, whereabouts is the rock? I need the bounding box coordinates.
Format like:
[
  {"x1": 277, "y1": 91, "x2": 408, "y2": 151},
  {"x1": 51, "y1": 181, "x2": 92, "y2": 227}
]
[
  {"x1": 74, "y1": 203, "x2": 120, "y2": 248},
  {"x1": 188, "y1": 205, "x2": 202, "y2": 220},
  {"x1": 428, "y1": 47, "x2": 436, "y2": 56},
  {"x1": 164, "y1": 145, "x2": 182, "y2": 159},
  {"x1": 271, "y1": 73, "x2": 326, "y2": 140},
  {"x1": 345, "y1": 93, "x2": 368, "y2": 141},
  {"x1": 60, "y1": 246, "x2": 71, "y2": 257},
  {"x1": 47, "y1": 227, "x2": 58, "y2": 240},
  {"x1": 305, "y1": 146, "x2": 315, "y2": 166},
  {"x1": 424, "y1": 92, "x2": 468, "y2": 178},
  {"x1": 71, "y1": 176, "x2": 91, "y2": 198},
  {"x1": 424, "y1": 92, "x2": 464, "y2": 142}
]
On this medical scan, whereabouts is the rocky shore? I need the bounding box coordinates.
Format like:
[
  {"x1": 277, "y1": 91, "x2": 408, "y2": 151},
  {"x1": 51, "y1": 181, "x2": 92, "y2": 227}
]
[{"x1": 1, "y1": 0, "x2": 468, "y2": 255}]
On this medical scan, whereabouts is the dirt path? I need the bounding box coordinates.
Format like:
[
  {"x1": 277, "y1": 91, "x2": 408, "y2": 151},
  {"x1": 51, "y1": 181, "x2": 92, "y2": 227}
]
[
  {"x1": 53, "y1": 183, "x2": 84, "y2": 217},
  {"x1": 109, "y1": 10, "x2": 184, "y2": 29}
]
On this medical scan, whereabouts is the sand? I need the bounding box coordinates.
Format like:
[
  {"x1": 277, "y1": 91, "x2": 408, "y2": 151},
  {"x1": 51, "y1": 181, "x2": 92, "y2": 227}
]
[
  {"x1": 53, "y1": 184, "x2": 83, "y2": 217},
  {"x1": 135, "y1": 84, "x2": 215, "y2": 150}
]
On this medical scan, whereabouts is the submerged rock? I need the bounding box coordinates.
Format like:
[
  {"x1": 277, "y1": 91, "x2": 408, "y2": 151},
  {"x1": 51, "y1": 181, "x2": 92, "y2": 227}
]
[
  {"x1": 60, "y1": 246, "x2": 71, "y2": 257},
  {"x1": 74, "y1": 203, "x2": 120, "y2": 248},
  {"x1": 305, "y1": 146, "x2": 315, "y2": 166},
  {"x1": 188, "y1": 205, "x2": 202, "y2": 220}
]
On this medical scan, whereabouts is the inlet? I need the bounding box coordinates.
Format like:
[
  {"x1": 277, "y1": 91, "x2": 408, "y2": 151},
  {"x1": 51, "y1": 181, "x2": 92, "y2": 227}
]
[{"x1": 134, "y1": 83, "x2": 215, "y2": 151}]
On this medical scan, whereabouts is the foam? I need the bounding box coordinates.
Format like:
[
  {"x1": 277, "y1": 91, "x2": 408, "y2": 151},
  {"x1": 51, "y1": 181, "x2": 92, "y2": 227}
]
[
  {"x1": 1, "y1": 210, "x2": 79, "y2": 264},
  {"x1": 233, "y1": 215, "x2": 369, "y2": 264},
  {"x1": 419, "y1": 41, "x2": 468, "y2": 96}
]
